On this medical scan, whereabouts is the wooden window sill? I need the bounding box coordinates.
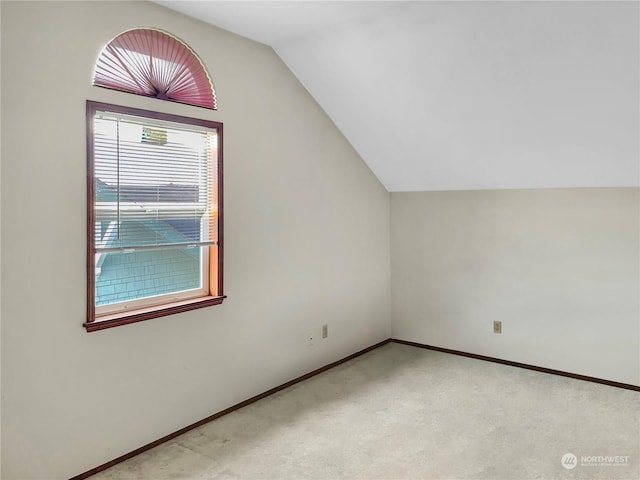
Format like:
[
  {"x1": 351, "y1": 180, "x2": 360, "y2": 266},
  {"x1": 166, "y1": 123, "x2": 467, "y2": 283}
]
[{"x1": 84, "y1": 295, "x2": 226, "y2": 332}]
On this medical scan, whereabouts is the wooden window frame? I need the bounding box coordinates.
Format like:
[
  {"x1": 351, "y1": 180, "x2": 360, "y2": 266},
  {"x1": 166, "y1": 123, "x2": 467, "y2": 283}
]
[{"x1": 85, "y1": 101, "x2": 224, "y2": 332}]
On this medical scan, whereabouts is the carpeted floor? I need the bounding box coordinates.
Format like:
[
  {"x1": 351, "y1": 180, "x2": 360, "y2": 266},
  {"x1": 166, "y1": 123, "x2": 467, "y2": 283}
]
[{"x1": 91, "y1": 342, "x2": 640, "y2": 480}]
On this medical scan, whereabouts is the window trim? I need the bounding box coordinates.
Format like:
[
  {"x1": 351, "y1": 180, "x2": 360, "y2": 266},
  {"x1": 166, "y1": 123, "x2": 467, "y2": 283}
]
[{"x1": 85, "y1": 101, "x2": 224, "y2": 332}]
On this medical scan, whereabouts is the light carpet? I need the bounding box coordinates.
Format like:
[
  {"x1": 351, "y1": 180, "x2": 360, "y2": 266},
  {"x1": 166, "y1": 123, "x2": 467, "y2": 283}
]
[{"x1": 91, "y1": 342, "x2": 640, "y2": 480}]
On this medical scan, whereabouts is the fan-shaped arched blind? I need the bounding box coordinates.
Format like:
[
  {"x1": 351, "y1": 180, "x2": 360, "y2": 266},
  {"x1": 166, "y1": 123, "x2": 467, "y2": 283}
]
[{"x1": 93, "y1": 28, "x2": 217, "y2": 110}]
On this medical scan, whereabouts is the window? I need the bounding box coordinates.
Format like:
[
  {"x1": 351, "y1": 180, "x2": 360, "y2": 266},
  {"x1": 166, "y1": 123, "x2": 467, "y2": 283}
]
[{"x1": 85, "y1": 101, "x2": 223, "y2": 331}]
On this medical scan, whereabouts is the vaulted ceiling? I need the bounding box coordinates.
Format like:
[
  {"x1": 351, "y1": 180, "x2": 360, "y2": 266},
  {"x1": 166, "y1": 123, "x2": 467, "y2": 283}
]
[{"x1": 155, "y1": 1, "x2": 639, "y2": 192}]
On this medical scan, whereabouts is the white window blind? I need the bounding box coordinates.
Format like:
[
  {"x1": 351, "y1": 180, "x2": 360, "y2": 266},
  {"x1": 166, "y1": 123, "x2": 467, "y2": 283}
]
[{"x1": 93, "y1": 110, "x2": 218, "y2": 254}]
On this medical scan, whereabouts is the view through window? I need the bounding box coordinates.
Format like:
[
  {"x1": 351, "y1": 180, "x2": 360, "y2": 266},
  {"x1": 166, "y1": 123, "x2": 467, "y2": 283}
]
[{"x1": 86, "y1": 101, "x2": 223, "y2": 331}]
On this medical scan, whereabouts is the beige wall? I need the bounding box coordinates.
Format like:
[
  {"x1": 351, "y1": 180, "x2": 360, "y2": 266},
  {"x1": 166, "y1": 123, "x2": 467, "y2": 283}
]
[
  {"x1": 0, "y1": 2, "x2": 390, "y2": 478},
  {"x1": 2, "y1": 2, "x2": 638, "y2": 479},
  {"x1": 391, "y1": 188, "x2": 640, "y2": 386}
]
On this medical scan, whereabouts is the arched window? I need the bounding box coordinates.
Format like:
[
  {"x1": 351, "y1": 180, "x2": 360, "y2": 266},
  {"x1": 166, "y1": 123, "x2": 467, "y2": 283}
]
[
  {"x1": 86, "y1": 29, "x2": 223, "y2": 332},
  {"x1": 93, "y1": 28, "x2": 217, "y2": 110}
]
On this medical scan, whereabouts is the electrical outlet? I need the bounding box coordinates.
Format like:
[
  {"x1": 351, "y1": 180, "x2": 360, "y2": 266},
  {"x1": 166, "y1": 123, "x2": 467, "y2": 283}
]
[
  {"x1": 322, "y1": 324, "x2": 328, "y2": 338},
  {"x1": 493, "y1": 321, "x2": 502, "y2": 334}
]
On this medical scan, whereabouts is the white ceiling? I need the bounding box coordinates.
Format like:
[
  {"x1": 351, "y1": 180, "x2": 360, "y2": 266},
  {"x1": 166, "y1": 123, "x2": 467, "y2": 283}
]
[{"x1": 155, "y1": 1, "x2": 639, "y2": 192}]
